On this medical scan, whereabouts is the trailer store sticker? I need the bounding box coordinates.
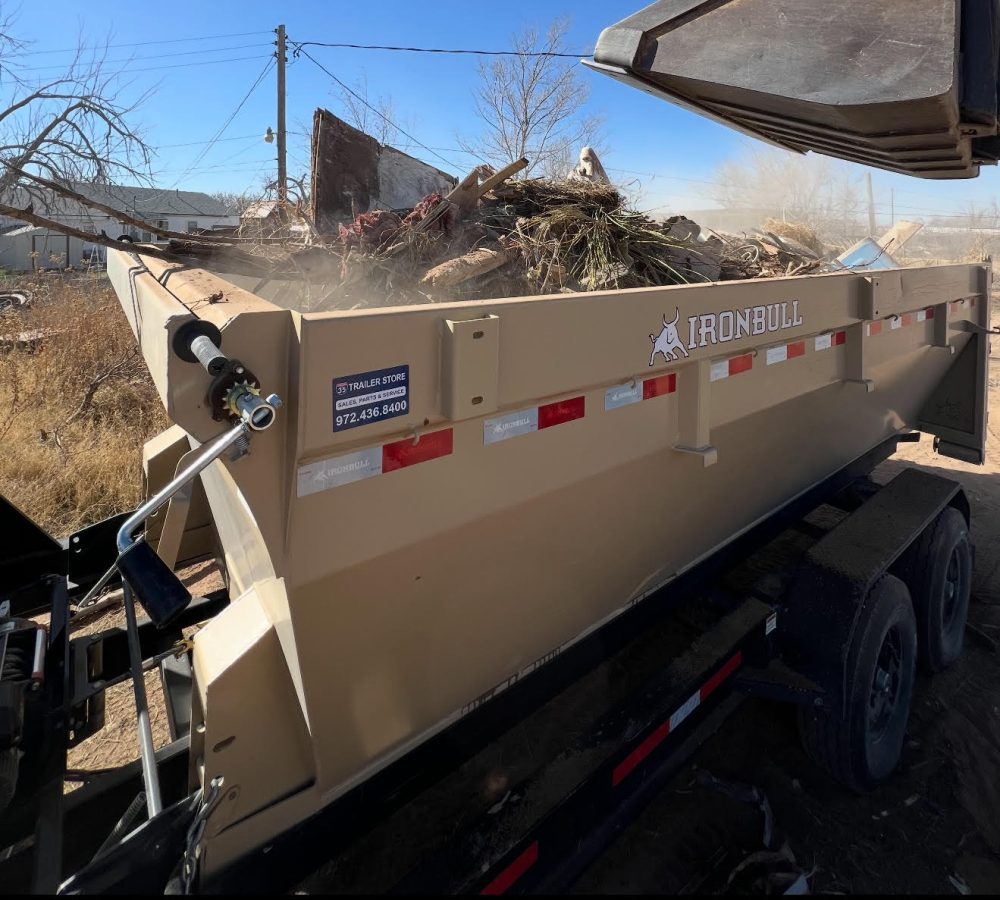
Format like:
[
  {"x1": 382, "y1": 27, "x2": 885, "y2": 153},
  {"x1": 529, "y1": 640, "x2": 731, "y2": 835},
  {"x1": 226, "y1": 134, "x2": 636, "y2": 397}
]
[{"x1": 332, "y1": 365, "x2": 409, "y2": 432}]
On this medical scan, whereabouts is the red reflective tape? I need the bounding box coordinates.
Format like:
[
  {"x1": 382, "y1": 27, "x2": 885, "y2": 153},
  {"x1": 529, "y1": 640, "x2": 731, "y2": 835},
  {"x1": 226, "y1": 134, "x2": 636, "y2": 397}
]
[
  {"x1": 786, "y1": 341, "x2": 805, "y2": 359},
  {"x1": 868, "y1": 322, "x2": 882, "y2": 336},
  {"x1": 728, "y1": 354, "x2": 753, "y2": 376},
  {"x1": 481, "y1": 842, "x2": 539, "y2": 895},
  {"x1": 643, "y1": 373, "x2": 676, "y2": 400},
  {"x1": 612, "y1": 720, "x2": 670, "y2": 787},
  {"x1": 538, "y1": 396, "x2": 585, "y2": 429},
  {"x1": 382, "y1": 428, "x2": 453, "y2": 473},
  {"x1": 700, "y1": 651, "x2": 743, "y2": 701},
  {"x1": 901, "y1": 313, "x2": 914, "y2": 327},
  {"x1": 832, "y1": 330, "x2": 846, "y2": 346},
  {"x1": 926, "y1": 307, "x2": 935, "y2": 319}
]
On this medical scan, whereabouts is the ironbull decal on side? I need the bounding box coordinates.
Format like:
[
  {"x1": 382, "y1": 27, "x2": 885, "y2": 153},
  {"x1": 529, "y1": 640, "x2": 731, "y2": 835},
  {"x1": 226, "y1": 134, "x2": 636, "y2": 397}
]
[
  {"x1": 649, "y1": 309, "x2": 689, "y2": 365},
  {"x1": 648, "y1": 301, "x2": 804, "y2": 366}
]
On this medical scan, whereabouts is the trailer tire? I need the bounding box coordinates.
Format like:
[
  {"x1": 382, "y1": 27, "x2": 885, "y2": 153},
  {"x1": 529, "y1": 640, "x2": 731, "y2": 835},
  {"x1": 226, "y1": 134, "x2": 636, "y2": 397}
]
[
  {"x1": 896, "y1": 507, "x2": 971, "y2": 673},
  {"x1": 798, "y1": 574, "x2": 916, "y2": 793}
]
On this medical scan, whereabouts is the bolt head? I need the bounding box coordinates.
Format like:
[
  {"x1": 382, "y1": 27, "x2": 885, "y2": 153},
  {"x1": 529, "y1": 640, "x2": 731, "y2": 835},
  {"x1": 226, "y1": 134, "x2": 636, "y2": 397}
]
[{"x1": 265, "y1": 393, "x2": 282, "y2": 408}]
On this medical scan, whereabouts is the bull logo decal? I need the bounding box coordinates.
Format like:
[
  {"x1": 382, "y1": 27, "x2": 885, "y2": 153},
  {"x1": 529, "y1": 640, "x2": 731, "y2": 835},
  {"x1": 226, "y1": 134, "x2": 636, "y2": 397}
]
[{"x1": 649, "y1": 308, "x2": 689, "y2": 365}]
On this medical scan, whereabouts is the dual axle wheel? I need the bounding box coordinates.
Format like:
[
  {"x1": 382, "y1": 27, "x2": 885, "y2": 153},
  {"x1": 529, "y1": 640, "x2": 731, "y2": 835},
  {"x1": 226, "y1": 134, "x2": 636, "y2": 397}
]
[{"x1": 798, "y1": 507, "x2": 972, "y2": 792}]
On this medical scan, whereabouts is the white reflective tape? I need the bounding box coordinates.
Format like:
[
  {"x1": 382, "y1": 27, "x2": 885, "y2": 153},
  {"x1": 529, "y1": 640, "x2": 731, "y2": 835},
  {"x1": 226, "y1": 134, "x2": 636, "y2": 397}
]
[
  {"x1": 709, "y1": 360, "x2": 729, "y2": 382},
  {"x1": 297, "y1": 446, "x2": 382, "y2": 496},
  {"x1": 890, "y1": 316, "x2": 902, "y2": 330},
  {"x1": 604, "y1": 382, "x2": 642, "y2": 411},
  {"x1": 335, "y1": 385, "x2": 407, "y2": 411},
  {"x1": 766, "y1": 612, "x2": 778, "y2": 635},
  {"x1": 669, "y1": 692, "x2": 701, "y2": 731},
  {"x1": 814, "y1": 333, "x2": 832, "y2": 351},
  {"x1": 916, "y1": 310, "x2": 927, "y2": 322},
  {"x1": 484, "y1": 408, "x2": 538, "y2": 445},
  {"x1": 766, "y1": 345, "x2": 788, "y2": 366}
]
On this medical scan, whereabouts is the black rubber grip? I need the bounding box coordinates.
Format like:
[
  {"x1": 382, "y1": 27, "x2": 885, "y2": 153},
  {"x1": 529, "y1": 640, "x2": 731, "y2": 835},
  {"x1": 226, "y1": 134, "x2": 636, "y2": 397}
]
[{"x1": 117, "y1": 542, "x2": 191, "y2": 629}]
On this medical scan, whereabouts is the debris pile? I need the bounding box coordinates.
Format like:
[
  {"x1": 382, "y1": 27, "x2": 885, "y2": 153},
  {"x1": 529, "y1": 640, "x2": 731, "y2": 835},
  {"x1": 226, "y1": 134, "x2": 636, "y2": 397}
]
[
  {"x1": 281, "y1": 167, "x2": 826, "y2": 309},
  {"x1": 0, "y1": 151, "x2": 828, "y2": 308}
]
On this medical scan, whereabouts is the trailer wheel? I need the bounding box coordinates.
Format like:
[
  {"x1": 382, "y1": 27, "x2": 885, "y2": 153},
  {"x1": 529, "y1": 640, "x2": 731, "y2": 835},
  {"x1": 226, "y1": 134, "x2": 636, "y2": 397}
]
[
  {"x1": 896, "y1": 507, "x2": 971, "y2": 673},
  {"x1": 798, "y1": 574, "x2": 917, "y2": 792}
]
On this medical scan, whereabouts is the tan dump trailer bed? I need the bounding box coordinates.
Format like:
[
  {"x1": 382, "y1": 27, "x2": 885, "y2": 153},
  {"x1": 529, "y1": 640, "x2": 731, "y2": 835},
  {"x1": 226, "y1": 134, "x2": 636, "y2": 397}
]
[
  {"x1": 2, "y1": 246, "x2": 991, "y2": 892},
  {"x1": 0, "y1": 1, "x2": 997, "y2": 891}
]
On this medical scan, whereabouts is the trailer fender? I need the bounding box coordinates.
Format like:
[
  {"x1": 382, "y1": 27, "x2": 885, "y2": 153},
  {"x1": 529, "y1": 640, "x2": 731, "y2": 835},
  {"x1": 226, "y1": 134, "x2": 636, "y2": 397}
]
[{"x1": 778, "y1": 468, "x2": 967, "y2": 715}]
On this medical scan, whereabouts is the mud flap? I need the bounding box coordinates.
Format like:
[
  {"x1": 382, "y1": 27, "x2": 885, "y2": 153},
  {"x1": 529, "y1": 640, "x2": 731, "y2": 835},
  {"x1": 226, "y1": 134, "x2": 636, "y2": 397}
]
[{"x1": 919, "y1": 332, "x2": 989, "y2": 465}]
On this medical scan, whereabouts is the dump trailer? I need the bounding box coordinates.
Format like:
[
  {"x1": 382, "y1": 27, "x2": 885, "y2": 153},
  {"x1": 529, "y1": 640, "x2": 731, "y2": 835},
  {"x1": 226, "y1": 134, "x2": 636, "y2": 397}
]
[
  {"x1": 0, "y1": 1, "x2": 998, "y2": 892},
  {"x1": 0, "y1": 248, "x2": 991, "y2": 892}
]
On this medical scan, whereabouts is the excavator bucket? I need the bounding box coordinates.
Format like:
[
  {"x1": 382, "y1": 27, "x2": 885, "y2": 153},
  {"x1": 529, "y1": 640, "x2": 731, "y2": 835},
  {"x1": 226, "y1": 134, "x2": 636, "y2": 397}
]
[{"x1": 587, "y1": 0, "x2": 1000, "y2": 179}]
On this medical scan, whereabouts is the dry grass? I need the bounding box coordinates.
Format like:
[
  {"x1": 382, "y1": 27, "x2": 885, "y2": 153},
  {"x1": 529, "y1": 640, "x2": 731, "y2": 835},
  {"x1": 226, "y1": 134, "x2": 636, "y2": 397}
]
[{"x1": 0, "y1": 274, "x2": 168, "y2": 537}]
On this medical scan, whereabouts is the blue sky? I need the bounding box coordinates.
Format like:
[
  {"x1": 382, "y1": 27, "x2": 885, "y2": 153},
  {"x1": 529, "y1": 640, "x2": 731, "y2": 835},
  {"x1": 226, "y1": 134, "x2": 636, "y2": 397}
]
[{"x1": 7, "y1": 0, "x2": 1000, "y2": 220}]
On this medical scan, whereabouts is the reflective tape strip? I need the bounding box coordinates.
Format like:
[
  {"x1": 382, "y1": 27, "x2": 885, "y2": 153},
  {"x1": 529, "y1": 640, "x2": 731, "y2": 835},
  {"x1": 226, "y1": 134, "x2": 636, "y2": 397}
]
[
  {"x1": 481, "y1": 842, "x2": 539, "y2": 895},
  {"x1": 605, "y1": 374, "x2": 676, "y2": 410},
  {"x1": 383, "y1": 428, "x2": 453, "y2": 472},
  {"x1": 539, "y1": 396, "x2": 585, "y2": 429},
  {"x1": 297, "y1": 429, "x2": 453, "y2": 496},
  {"x1": 814, "y1": 330, "x2": 846, "y2": 351},
  {"x1": 611, "y1": 651, "x2": 743, "y2": 787},
  {"x1": 485, "y1": 397, "x2": 585, "y2": 444},
  {"x1": 867, "y1": 321, "x2": 883, "y2": 337},
  {"x1": 889, "y1": 316, "x2": 902, "y2": 330},
  {"x1": 765, "y1": 340, "x2": 805, "y2": 366},
  {"x1": 710, "y1": 353, "x2": 753, "y2": 382}
]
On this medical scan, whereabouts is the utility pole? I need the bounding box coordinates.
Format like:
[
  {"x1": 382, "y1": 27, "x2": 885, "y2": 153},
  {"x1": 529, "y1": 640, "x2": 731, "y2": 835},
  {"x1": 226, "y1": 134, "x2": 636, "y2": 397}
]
[
  {"x1": 890, "y1": 187, "x2": 895, "y2": 226},
  {"x1": 276, "y1": 24, "x2": 287, "y2": 206},
  {"x1": 865, "y1": 171, "x2": 876, "y2": 236}
]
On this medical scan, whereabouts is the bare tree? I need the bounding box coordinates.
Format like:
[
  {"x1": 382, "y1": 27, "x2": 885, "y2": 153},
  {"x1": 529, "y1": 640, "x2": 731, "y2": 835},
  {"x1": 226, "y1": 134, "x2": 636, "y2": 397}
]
[
  {"x1": 712, "y1": 144, "x2": 866, "y2": 245},
  {"x1": 461, "y1": 18, "x2": 602, "y2": 176},
  {"x1": 337, "y1": 73, "x2": 407, "y2": 147},
  {"x1": 209, "y1": 190, "x2": 257, "y2": 216},
  {"x1": 0, "y1": 19, "x2": 150, "y2": 211}
]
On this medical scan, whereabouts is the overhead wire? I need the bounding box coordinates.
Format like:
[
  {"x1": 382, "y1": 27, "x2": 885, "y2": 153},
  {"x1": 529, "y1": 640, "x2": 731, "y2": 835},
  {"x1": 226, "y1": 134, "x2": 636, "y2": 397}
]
[
  {"x1": 18, "y1": 42, "x2": 273, "y2": 71},
  {"x1": 291, "y1": 44, "x2": 462, "y2": 171},
  {"x1": 12, "y1": 30, "x2": 272, "y2": 56},
  {"x1": 169, "y1": 57, "x2": 275, "y2": 188},
  {"x1": 293, "y1": 40, "x2": 591, "y2": 58}
]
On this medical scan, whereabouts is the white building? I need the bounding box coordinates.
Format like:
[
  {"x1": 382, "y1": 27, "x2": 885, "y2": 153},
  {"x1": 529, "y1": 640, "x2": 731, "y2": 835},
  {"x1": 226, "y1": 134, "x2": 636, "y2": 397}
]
[{"x1": 0, "y1": 183, "x2": 238, "y2": 271}]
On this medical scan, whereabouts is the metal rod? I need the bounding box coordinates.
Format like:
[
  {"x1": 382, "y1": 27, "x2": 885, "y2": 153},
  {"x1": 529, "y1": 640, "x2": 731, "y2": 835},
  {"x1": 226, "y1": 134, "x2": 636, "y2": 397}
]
[
  {"x1": 122, "y1": 580, "x2": 162, "y2": 817},
  {"x1": 77, "y1": 561, "x2": 119, "y2": 609},
  {"x1": 79, "y1": 420, "x2": 251, "y2": 609},
  {"x1": 113, "y1": 420, "x2": 249, "y2": 820},
  {"x1": 116, "y1": 421, "x2": 248, "y2": 554}
]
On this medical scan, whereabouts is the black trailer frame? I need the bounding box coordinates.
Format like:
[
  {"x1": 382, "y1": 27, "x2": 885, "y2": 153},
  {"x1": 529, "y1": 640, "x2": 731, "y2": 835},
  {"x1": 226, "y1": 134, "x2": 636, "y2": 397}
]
[{"x1": 0, "y1": 433, "x2": 972, "y2": 894}]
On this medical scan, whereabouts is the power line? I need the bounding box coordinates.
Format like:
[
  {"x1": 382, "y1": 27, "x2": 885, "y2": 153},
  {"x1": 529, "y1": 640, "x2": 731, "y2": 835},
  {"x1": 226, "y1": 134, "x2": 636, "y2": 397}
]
[
  {"x1": 292, "y1": 40, "x2": 591, "y2": 59},
  {"x1": 170, "y1": 58, "x2": 275, "y2": 188},
  {"x1": 12, "y1": 31, "x2": 272, "y2": 56},
  {"x1": 18, "y1": 42, "x2": 272, "y2": 71},
  {"x1": 18, "y1": 54, "x2": 270, "y2": 76},
  {"x1": 156, "y1": 134, "x2": 260, "y2": 150},
  {"x1": 292, "y1": 46, "x2": 461, "y2": 171}
]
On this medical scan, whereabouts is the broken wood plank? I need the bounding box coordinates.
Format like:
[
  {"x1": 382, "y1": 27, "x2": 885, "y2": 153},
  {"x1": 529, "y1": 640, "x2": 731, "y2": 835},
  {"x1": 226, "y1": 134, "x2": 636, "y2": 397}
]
[
  {"x1": 876, "y1": 220, "x2": 923, "y2": 254},
  {"x1": 419, "y1": 246, "x2": 513, "y2": 288}
]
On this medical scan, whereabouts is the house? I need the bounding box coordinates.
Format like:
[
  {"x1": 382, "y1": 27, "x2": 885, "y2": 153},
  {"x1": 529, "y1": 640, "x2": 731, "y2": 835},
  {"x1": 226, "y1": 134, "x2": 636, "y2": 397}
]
[
  {"x1": 310, "y1": 109, "x2": 457, "y2": 233},
  {"x1": 0, "y1": 183, "x2": 239, "y2": 271}
]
